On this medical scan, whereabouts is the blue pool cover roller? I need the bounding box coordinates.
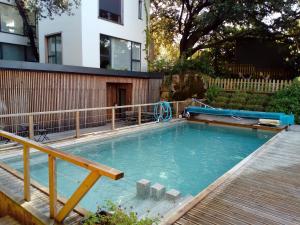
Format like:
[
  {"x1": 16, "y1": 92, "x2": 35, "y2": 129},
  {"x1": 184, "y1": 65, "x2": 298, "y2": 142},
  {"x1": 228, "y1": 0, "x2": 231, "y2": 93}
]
[{"x1": 186, "y1": 106, "x2": 295, "y2": 126}]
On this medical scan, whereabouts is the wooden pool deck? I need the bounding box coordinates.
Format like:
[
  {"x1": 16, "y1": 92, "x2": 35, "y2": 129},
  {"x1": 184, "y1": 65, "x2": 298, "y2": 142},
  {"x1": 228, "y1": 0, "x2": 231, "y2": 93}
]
[
  {"x1": 166, "y1": 125, "x2": 300, "y2": 225},
  {"x1": 0, "y1": 162, "x2": 85, "y2": 225}
]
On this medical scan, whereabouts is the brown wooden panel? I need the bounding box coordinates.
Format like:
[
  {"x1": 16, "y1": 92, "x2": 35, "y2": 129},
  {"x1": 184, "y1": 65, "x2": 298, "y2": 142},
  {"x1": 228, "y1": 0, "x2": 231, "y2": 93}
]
[{"x1": 0, "y1": 69, "x2": 161, "y2": 133}]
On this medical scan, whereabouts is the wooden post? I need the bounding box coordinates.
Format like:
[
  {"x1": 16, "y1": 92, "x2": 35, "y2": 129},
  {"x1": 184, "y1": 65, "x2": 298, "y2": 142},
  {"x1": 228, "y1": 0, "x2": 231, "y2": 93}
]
[
  {"x1": 75, "y1": 111, "x2": 80, "y2": 138},
  {"x1": 23, "y1": 145, "x2": 31, "y2": 201},
  {"x1": 138, "y1": 106, "x2": 142, "y2": 125},
  {"x1": 176, "y1": 102, "x2": 179, "y2": 118},
  {"x1": 56, "y1": 171, "x2": 101, "y2": 223},
  {"x1": 111, "y1": 107, "x2": 115, "y2": 130},
  {"x1": 48, "y1": 155, "x2": 57, "y2": 218},
  {"x1": 28, "y1": 115, "x2": 34, "y2": 139}
]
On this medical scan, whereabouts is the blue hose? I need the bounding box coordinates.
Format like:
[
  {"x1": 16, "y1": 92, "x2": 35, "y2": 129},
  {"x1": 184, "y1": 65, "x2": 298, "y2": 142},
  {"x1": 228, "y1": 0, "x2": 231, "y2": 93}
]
[{"x1": 154, "y1": 101, "x2": 172, "y2": 122}]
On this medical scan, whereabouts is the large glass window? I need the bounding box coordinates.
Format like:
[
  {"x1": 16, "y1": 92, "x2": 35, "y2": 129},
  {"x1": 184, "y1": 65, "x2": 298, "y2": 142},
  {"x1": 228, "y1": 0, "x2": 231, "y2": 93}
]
[
  {"x1": 0, "y1": 3, "x2": 24, "y2": 35},
  {"x1": 100, "y1": 35, "x2": 111, "y2": 69},
  {"x1": 47, "y1": 34, "x2": 62, "y2": 64},
  {"x1": 132, "y1": 42, "x2": 141, "y2": 71},
  {"x1": 100, "y1": 35, "x2": 141, "y2": 71},
  {"x1": 111, "y1": 38, "x2": 131, "y2": 70},
  {"x1": 99, "y1": 0, "x2": 122, "y2": 24},
  {"x1": 0, "y1": 43, "x2": 35, "y2": 62},
  {"x1": 138, "y1": 0, "x2": 143, "y2": 20}
]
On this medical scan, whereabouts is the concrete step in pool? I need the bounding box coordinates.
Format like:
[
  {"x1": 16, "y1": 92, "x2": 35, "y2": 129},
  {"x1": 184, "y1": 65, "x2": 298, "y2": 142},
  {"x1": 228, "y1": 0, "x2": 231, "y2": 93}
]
[{"x1": 119, "y1": 179, "x2": 193, "y2": 220}]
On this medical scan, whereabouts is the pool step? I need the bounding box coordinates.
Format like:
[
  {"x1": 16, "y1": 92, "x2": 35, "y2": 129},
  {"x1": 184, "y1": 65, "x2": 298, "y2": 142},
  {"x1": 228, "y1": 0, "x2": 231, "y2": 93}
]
[
  {"x1": 119, "y1": 179, "x2": 192, "y2": 220},
  {"x1": 0, "y1": 216, "x2": 21, "y2": 225}
]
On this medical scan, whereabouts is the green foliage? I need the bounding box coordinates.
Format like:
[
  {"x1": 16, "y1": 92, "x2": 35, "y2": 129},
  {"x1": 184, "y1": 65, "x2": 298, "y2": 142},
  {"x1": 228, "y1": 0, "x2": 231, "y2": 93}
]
[
  {"x1": 83, "y1": 201, "x2": 158, "y2": 225},
  {"x1": 267, "y1": 83, "x2": 300, "y2": 123},
  {"x1": 227, "y1": 103, "x2": 243, "y2": 110},
  {"x1": 215, "y1": 96, "x2": 229, "y2": 103},
  {"x1": 151, "y1": 0, "x2": 300, "y2": 60},
  {"x1": 172, "y1": 75, "x2": 206, "y2": 101},
  {"x1": 207, "y1": 89, "x2": 271, "y2": 112},
  {"x1": 24, "y1": 0, "x2": 80, "y2": 18},
  {"x1": 206, "y1": 86, "x2": 222, "y2": 103},
  {"x1": 150, "y1": 51, "x2": 214, "y2": 75}
]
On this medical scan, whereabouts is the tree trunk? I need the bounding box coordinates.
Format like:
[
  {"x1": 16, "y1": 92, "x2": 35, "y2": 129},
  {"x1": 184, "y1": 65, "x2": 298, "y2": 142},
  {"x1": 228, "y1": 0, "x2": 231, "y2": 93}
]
[{"x1": 15, "y1": 0, "x2": 39, "y2": 62}]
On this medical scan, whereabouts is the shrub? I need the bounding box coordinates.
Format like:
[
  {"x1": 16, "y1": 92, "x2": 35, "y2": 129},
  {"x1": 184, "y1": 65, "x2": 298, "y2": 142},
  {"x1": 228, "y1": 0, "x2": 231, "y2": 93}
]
[
  {"x1": 83, "y1": 201, "x2": 158, "y2": 225},
  {"x1": 215, "y1": 96, "x2": 229, "y2": 103},
  {"x1": 229, "y1": 96, "x2": 246, "y2": 104},
  {"x1": 244, "y1": 105, "x2": 265, "y2": 112},
  {"x1": 211, "y1": 101, "x2": 227, "y2": 108},
  {"x1": 172, "y1": 75, "x2": 206, "y2": 101},
  {"x1": 227, "y1": 103, "x2": 243, "y2": 109},
  {"x1": 267, "y1": 83, "x2": 300, "y2": 123},
  {"x1": 206, "y1": 85, "x2": 222, "y2": 103}
]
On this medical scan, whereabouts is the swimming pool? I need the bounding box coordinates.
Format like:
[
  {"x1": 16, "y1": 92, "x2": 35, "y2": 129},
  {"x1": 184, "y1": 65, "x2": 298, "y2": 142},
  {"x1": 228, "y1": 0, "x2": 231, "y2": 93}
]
[{"x1": 2, "y1": 122, "x2": 275, "y2": 214}]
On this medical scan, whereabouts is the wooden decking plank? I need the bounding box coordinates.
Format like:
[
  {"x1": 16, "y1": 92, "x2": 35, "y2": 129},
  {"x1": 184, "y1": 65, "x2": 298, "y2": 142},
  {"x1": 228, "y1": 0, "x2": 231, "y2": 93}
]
[
  {"x1": 0, "y1": 166, "x2": 84, "y2": 225},
  {"x1": 189, "y1": 207, "x2": 252, "y2": 225},
  {"x1": 209, "y1": 186, "x2": 300, "y2": 214},
  {"x1": 170, "y1": 127, "x2": 300, "y2": 225},
  {"x1": 194, "y1": 200, "x2": 275, "y2": 225}
]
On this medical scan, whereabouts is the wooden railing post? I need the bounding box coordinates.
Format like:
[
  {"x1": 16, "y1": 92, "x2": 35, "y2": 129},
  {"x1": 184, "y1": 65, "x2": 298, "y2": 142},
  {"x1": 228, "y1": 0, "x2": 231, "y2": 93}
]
[
  {"x1": 75, "y1": 111, "x2": 80, "y2": 138},
  {"x1": 138, "y1": 106, "x2": 142, "y2": 125},
  {"x1": 176, "y1": 102, "x2": 179, "y2": 118},
  {"x1": 23, "y1": 145, "x2": 31, "y2": 201},
  {"x1": 48, "y1": 155, "x2": 57, "y2": 218},
  {"x1": 28, "y1": 115, "x2": 34, "y2": 139},
  {"x1": 111, "y1": 107, "x2": 115, "y2": 130}
]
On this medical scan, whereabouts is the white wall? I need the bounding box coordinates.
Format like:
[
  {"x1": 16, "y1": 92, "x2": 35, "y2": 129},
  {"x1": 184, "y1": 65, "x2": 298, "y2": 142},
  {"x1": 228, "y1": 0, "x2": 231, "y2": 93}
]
[
  {"x1": 38, "y1": 0, "x2": 149, "y2": 71},
  {"x1": 81, "y1": 0, "x2": 149, "y2": 71},
  {"x1": 38, "y1": 6, "x2": 83, "y2": 66}
]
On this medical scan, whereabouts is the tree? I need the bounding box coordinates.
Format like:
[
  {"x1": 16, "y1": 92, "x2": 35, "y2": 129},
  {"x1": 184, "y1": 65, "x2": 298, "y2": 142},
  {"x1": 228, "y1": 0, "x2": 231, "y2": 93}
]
[
  {"x1": 151, "y1": 0, "x2": 300, "y2": 59},
  {"x1": 15, "y1": 0, "x2": 80, "y2": 62}
]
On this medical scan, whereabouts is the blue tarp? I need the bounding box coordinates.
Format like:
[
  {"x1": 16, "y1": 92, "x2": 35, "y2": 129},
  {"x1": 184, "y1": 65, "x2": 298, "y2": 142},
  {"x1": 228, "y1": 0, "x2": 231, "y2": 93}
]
[{"x1": 186, "y1": 106, "x2": 295, "y2": 126}]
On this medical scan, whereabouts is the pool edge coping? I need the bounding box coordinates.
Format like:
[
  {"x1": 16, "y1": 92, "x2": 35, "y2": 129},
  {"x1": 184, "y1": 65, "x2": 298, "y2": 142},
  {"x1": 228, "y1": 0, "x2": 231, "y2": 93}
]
[{"x1": 161, "y1": 127, "x2": 285, "y2": 225}]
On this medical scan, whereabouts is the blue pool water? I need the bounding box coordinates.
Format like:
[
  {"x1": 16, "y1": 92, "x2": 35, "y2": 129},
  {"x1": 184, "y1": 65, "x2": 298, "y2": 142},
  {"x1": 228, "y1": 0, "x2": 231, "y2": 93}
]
[{"x1": 2, "y1": 122, "x2": 275, "y2": 211}]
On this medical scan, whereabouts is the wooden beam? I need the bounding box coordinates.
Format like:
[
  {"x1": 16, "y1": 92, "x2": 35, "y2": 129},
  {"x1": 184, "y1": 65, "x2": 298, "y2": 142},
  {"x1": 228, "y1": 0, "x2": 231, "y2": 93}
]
[
  {"x1": 0, "y1": 101, "x2": 187, "y2": 119},
  {"x1": 138, "y1": 106, "x2": 142, "y2": 125},
  {"x1": 176, "y1": 102, "x2": 179, "y2": 118},
  {"x1": 28, "y1": 115, "x2": 34, "y2": 139},
  {"x1": 75, "y1": 111, "x2": 80, "y2": 138},
  {"x1": 111, "y1": 107, "x2": 115, "y2": 130},
  {"x1": 56, "y1": 171, "x2": 101, "y2": 223},
  {"x1": 48, "y1": 154, "x2": 57, "y2": 218},
  {"x1": 23, "y1": 145, "x2": 31, "y2": 201},
  {"x1": 0, "y1": 130, "x2": 124, "y2": 180}
]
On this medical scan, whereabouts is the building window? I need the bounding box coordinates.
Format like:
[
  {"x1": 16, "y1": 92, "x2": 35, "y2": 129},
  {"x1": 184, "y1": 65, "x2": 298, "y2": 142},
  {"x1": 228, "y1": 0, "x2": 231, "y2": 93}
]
[
  {"x1": 99, "y1": 0, "x2": 122, "y2": 24},
  {"x1": 46, "y1": 34, "x2": 62, "y2": 64},
  {"x1": 0, "y1": 3, "x2": 24, "y2": 35},
  {"x1": 100, "y1": 35, "x2": 141, "y2": 71},
  {"x1": 0, "y1": 43, "x2": 35, "y2": 62},
  {"x1": 138, "y1": 0, "x2": 143, "y2": 19},
  {"x1": 132, "y1": 42, "x2": 141, "y2": 71}
]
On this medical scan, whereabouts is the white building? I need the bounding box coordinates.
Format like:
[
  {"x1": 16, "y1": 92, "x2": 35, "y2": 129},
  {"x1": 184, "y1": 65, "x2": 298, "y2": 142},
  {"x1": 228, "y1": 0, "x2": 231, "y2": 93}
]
[
  {"x1": 0, "y1": 0, "x2": 36, "y2": 61},
  {"x1": 38, "y1": 0, "x2": 149, "y2": 72}
]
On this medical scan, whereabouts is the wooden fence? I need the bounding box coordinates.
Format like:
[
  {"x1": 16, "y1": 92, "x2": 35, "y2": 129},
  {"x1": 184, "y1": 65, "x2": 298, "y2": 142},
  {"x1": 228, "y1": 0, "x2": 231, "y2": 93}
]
[
  {"x1": 207, "y1": 78, "x2": 293, "y2": 93},
  {"x1": 225, "y1": 64, "x2": 293, "y2": 79}
]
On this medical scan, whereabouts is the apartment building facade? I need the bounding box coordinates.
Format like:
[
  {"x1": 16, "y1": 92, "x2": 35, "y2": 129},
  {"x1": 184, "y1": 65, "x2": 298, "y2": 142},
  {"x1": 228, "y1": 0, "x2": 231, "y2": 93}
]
[
  {"x1": 0, "y1": 0, "x2": 149, "y2": 72},
  {"x1": 38, "y1": 0, "x2": 149, "y2": 72}
]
